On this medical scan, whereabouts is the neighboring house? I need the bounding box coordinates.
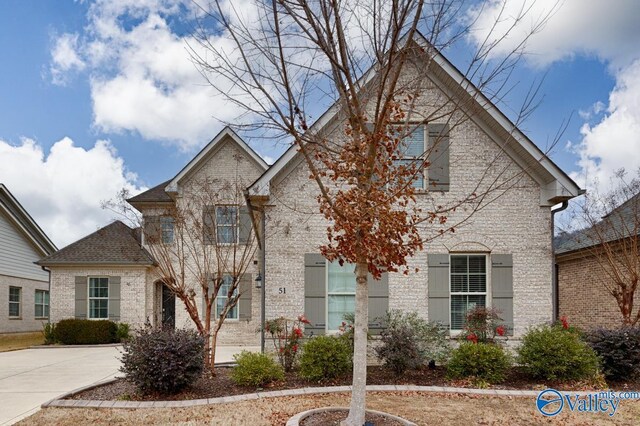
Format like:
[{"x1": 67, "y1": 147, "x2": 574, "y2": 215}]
[
  {"x1": 0, "y1": 184, "x2": 57, "y2": 333},
  {"x1": 556, "y1": 193, "x2": 640, "y2": 330},
  {"x1": 41, "y1": 33, "x2": 582, "y2": 344}
]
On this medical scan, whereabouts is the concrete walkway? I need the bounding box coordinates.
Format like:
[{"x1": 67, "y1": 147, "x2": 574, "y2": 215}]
[{"x1": 0, "y1": 345, "x2": 258, "y2": 425}]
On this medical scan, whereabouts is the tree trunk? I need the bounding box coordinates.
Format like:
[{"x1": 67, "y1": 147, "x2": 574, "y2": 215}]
[
  {"x1": 343, "y1": 262, "x2": 369, "y2": 426},
  {"x1": 210, "y1": 324, "x2": 221, "y2": 376}
]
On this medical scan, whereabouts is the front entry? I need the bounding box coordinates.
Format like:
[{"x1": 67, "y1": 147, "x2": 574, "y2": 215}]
[{"x1": 162, "y1": 285, "x2": 176, "y2": 329}]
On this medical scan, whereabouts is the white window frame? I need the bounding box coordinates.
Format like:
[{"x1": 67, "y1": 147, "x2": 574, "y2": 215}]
[
  {"x1": 392, "y1": 123, "x2": 427, "y2": 190},
  {"x1": 160, "y1": 216, "x2": 174, "y2": 244},
  {"x1": 215, "y1": 275, "x2": 239, "y2": 320},
  {"x1": 8, "y1": 286, "x2": 21, "y2": 318},
  {"x1": 326, "y1": 260, "x2": 356, "y2": 333},
  {"x1": 449, "y1": 254, "x2": 489, "y2": 333},
  {"x1": 215, "y1": 205, "x2": 239, "y2": 245},
  {"x1": 88, "y1": 277, "x2": 109, "y2": 320},
  {"x1": 34, "y1": 289, "x2": 49, "y2": 319}
]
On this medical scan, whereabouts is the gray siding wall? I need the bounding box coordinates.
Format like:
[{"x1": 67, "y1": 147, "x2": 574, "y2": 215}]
[{"x1": 0, "y1": 210, "x2": 48, "y2": 282}]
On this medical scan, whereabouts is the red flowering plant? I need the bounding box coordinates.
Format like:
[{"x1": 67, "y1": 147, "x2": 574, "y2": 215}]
[
  {"x1": 264, "y1": 314, "x2": 310, "y2": 372},
  {"x1": 461, "y1": 306, "x2": 508, "y2": 344},
  {"x1": 553, "y1": 315, "x2": 582, "y2": 336}
]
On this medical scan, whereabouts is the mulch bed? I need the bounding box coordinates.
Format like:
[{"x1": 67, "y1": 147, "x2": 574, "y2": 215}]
[
  {"x1": 300, "y1": 409, "x2": 403, "y2": 426},
  {"x1": 67, "y1": 365, "x2": 640, "y2": 402}
]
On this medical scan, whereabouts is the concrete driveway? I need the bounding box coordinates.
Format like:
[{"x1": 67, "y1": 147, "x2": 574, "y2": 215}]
[
  {"x1": 0, "y1": 346, "x2": 121, "y2": 425},
  {"x1": 0, "y1": 344, "x2": 259, "y2": 425}
]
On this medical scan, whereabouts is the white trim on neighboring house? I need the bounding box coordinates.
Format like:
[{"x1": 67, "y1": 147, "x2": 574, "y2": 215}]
[
  {"x1": 166, "y1": 127, "x2": 269, "y2": 194},
  {"x1": 247, "y1": 31, "x2": 582, "y2": 205}
]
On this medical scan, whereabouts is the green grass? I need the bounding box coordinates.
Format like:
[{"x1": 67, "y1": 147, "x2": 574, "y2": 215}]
[{"x1": 0, "y1": 331, "x2": 44, "y2": 352}]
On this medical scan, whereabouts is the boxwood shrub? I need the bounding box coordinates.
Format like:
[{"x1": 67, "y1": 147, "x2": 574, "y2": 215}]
[
  {"x1": 53, "y1": 319, "x2": 118, "y2": 344},
  {"x1": 447, "y1": 342, "x2": 511, "y2": 384},
  {"x1": 585, "y1": 326, "x2": 640, "y2": 381},
  {"x1": 120, "y1": 328, "x2": 205, "y2": 394},
  {"x1": 518, "y1": 324, "x2": 600, "y2": 381},
  {"x1": 299, "y1": 335, "x2": 352, "y2": 382},
  {"x1": 231, "y1": 351, "x2": 284, "y2": 387}
]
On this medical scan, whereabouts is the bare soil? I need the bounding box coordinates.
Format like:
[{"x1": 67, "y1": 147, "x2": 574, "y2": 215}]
[
  {"x1": 68, "y1": 365, "x2": 634, "y2": 402},
  {"x1": 300, "y1": 409, "x2": 404, "y2": 425}
]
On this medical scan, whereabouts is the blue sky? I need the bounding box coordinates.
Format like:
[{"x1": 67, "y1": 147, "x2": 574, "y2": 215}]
[{"x1": 1, "y1": 0, "x2": 639, "y2": 247}]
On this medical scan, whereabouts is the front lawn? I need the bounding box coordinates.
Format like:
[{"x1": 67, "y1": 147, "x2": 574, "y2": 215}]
[{"x1": 0, "y1": 332, "x2": 43, "y2": 352}]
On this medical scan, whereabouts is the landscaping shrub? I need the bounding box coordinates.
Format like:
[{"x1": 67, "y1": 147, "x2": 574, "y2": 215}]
[
  {"x1": 299, "y1": 335, "x2": 352, "y2": 381},
  {"x1": 116, "y1": 322, "x2": 130, "y2": 342},
  {"x1": 518, "y1": 324, "x2": 600, "y2": 381},
  {"x1": 120, "y1": 328, "x2": 205, "y2": 394},
  {"x1": 42, "y1": 322, "x2": 56, "y2": 345},
  {"x1": 462, "y1": 306, "x2": 507, "y2": 343},
  {"x1": 375, "y1": 310, "x2": 450, "y2": 374},
  {"x1": 447, "y1": 342, "x2": 511, "y2": 384},
  {"x1": 264, "y1": 315, "x2": 309, "y2": 372},
  {"x1": 231, "y1": 351, "x2": 284, "y2": 387},
  {"x1": 53, "y1": 319, "x2": 118, "y2": 345},
  {"x1": 585, "y1": 326, "x2": 640, "y2": 381}
]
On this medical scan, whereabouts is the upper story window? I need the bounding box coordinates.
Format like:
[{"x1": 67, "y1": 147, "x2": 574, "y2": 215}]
[
  {"x1": 88, "y1": 277, "x2": 109, "y2": 319},
  {"x1": 35, "y1": 289, "x2": 49, "y2": 318},
  {"x1": 204, "y1": 205, "x2": 239, "y2": 245},
  {"x1": 394, "y1": 126, "x2": 426, "y2": 189},
  {"x1": 9, "y1": 286, "x2": 21, "y2": 318},
  {"x1": 327, "y1": 261, "x2": 356, "y2": 332},
  {"x1": 160, "y1": 216, "x2": 174, "y2": 244},
  {"x1": 450, "y1": 254, "x2": 487, "y2": 330}
]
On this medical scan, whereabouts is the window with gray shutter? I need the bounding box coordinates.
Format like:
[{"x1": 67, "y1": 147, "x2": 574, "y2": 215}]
[
  {"x1": 491, "y1": 254, "x2": 514, "y2": 335},
  {"x1": 368, "y1": 273, "x2": 389, "y2": 335},
  {"x1": 304, "y1": 254, "x2": 326, "y2": 335},
  {"x1": 238, "y1": 274, "x2": 252, "y2": 321},
  {"x1": 427, "y1": 254, "x2": 450, "y2": 327},
  {"x1": 143, "y1": 216, "x2": 161, "y2": 244},
  {"x1": 108, "y1": 276, "x2": 121, "y2": 321},
  {"x1": 239, "y1": 206, "x2": 252, "y2": 244},
  {"x1": 427, "y1": 124, "x2": 450, "y2": 191},
  {"x1": 450, "y1": 255, "x2": 487, "y2": 330},
  {"x1": 74, "y1": 276, "x2": 88, "y2": 319}
]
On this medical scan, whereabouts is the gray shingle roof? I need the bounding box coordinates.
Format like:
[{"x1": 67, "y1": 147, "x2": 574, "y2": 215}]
[
  {"x1": 37, "y1": 221, "x2": 154, "y2": 266},
  {"x1": 555, "y1": 192, "x2": 640, "y2": 255},
  {"x1": 127, "y1": 180, "x2": 173, "y2": 204}
]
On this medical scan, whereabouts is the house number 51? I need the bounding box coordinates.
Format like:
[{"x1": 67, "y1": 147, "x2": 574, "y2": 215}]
[{"x1": 278, "y1": 287, "x2": 286, "y2": 294}]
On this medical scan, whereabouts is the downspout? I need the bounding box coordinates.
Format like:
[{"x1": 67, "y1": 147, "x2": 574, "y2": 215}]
[
  {"x1": 260, "y1": 208, "x2": 266, "y2": 353},
  {"x1": 40, "y1": 265, "x2": 51, "y2": 325},
  {"x1": 551, "y1": 200, "x2": 569, "y2": 322}
]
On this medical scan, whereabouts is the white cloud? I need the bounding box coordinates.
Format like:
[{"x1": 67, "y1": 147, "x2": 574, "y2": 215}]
[
  {"x1": 50, "y1": 33, "x2": 86, "y2": 85},
  {"x1": 0, "y1": 137, "x2": 145, "y2": 247}
]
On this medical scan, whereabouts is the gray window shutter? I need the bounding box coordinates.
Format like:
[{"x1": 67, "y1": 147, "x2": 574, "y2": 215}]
[
  {"x1": 239, "y1": 206, "x2": 252, "y2": 244},
  {"x1": 427, "y1": 124, "x2": 450, "y2": 191},
  {"x1": 203, "y1": 206, "x2": 215, "y2": 244},
  {"x1": 491, "y1": 254, "x2": 514, "y2": 335},
  {"x1": 108, "y1": 276, "x2": 121, "y2": 321},
  {"x1": 74, "y1": 276, "x2": 87, "y2": 319},
  {"x1": 304, "y1": 253, "x2": 326, "y2": 336},
  {"x1": 368, "y1": 272, "x2": 388, "y2": 335},
  {"x1": 428, "y1": 254, "x2": 450, "y2": 327},
  {"x1": 238, "y1": 274, "x2": 252, "y2": 321},
  {"x1": 143, "y1": 216, "x2": 161, "y2": 244}
]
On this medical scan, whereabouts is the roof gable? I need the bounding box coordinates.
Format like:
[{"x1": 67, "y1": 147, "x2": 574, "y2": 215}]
[
  {"x1": 248, "y1": 31, "x2": 582, "y2": 206},
  {"x1": 0, "y1": 184, "x2": 57, "y2": 256}
]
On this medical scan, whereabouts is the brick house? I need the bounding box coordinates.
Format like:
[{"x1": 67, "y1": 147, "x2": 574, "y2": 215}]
[
  {"x1": 1, "y1": 184, "x2": 57, "y2": 333},
  {"x1": 556, "y1": 193, "x2": 640, "y2": 330},
  {"x1": 40, "y1": 33, "x2": 582, "y2": 345}
]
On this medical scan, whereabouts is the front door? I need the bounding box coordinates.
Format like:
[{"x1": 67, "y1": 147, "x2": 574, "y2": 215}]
[{"x1": 162, "y1": 285, "x2": 175, "y2": 329}]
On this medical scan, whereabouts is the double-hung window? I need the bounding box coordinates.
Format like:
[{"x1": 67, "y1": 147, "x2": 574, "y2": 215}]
[
  {"x1": 88, "y1": 277, "x2": 109, "y2": 319},
  {"x1": 35, "y1": 290, "x2": 49, "y2": 318},
  {"x1": 394, "y1": 125, "x2": 425, "y2": 189},
  {"x1": 215, "y1": 275, "x2": 238, "y2": 320},
  {"x1": 160, "y1": 216, "x2": 174, "y2": 244},
  {"x1": 9, "y1": 286, "x2": 21, "y2": 318},
  {"x1": 450, "y1": 255, "x2": 487, "y2": 330},
  {"x1": 327, "y1": 261, "x2": 356, "y2": 331},
  {"x1": 216, "y1": 206, "x2": 238, "y2": 244}
]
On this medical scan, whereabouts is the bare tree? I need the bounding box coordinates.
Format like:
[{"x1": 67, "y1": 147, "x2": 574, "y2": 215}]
[
  {"x1": 142, "y1": 176, "x2": 257, "y2": 372},
  {"x1": 562, "y1": 170, "x2": 640, "y2": 325},
  {"x1": 189, "y1": 0, "x2": 558, "y2": 423}
]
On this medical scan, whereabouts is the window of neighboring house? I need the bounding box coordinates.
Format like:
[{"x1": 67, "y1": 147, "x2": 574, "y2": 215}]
[
  {"x1": 394, "y1": 125, "x2": 425, "y2": 189},
  {"x1": 215, "y1": 275, "x2": 238, "y2": 320},
  {"x1": 88, "y1": 277, "x2": 109, "y2": 319},
  {"x1": 216, "y1": 206, "x2": 238, "y2": 244},
  {"x1": 160, "y1": 216, "x2": 174, "y2": 244},
  {"x1": 35, "y1": 290, "x2": 49, "y2": 318},
  {"x1": 327, "y1": 261, "x2": 356, "y2": 331},
  {"x1": 450, "y1": 254, "x2": 487, "y2": 330},
  {"x1": 9, "y1": 286, "x2": 21, "y2": 318}
]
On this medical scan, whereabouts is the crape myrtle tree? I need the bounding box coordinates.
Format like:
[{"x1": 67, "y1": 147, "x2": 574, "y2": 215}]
[
  {"x1": 104, "y1": 173, "x2": 258, "y2": 373},
  {"x1": 190, "y1": 0, "x2": 557, "y2": 423},
  {"x1": 562, "y1": 170, "x2": 640, "y2": 325}
]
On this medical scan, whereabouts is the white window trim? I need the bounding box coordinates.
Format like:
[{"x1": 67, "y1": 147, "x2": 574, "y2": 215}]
[
  {"x1": 87, "y1": 276, "x2": 109, "y2": 320},
  {"x1": 214, "y1": 205, "x2": 239, "y2": 245},
  {"x1": 325, "y1": 260, "x2": 356, "y2": 334},
  {"x1": 34, "y1": 289, "x2": 49, "y2": 319},
  {"x1": 392, "y1": 123, "x2": 427, "y2": 191},
  {"x1": 160, "y1": 216, "x2": 174, "y2": 244},
  {"x1": 448, "y1": 253, "x2": 490, "y2": 334},
  {"x1": 214, "y1": 275, "x2": 239, "y2": 321},
  {"x1": 8, "y1": 286, "x2": 21, "y2": 318}
]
